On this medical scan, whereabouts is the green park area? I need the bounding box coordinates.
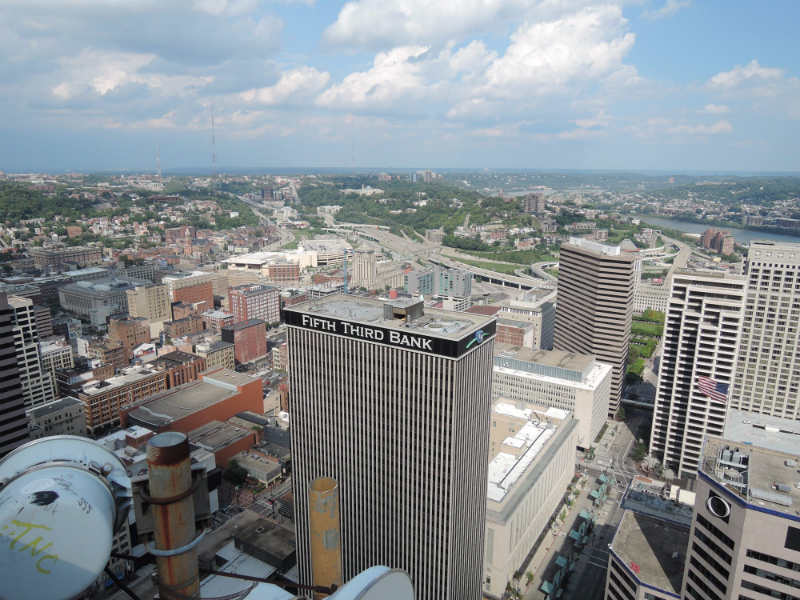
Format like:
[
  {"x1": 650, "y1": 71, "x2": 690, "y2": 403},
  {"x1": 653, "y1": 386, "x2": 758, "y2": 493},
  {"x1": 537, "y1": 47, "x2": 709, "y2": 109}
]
[{"x1": 627, "y1": 310, "x2": 665, "y2": 380}]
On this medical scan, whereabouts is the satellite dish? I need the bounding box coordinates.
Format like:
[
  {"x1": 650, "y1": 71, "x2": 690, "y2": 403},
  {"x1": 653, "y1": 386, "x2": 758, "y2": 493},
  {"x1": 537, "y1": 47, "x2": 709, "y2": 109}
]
[
  {"x1": 0, "y1": 436, "x2": 132, "y2": 600},
  {"x1": 329, "y1": 566, "x2": 414, "y2": 600}
]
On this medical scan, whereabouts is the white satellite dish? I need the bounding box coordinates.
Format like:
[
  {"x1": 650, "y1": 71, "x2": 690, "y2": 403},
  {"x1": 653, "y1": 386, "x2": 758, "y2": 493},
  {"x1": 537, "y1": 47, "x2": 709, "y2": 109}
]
[{"x1": 0, "y1": 436, "x2": 132, "y2": 600}]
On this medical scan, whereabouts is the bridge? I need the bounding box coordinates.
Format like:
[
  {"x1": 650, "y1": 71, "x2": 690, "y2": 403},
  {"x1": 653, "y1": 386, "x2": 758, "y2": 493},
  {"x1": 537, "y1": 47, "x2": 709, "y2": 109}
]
[{"x1": 428, "y1": 254, "x2": 554, "y2": 290}]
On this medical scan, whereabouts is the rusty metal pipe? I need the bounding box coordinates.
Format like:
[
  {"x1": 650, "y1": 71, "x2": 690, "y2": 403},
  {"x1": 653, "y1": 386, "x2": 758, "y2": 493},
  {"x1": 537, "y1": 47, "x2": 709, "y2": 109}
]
[
  {"x1": 308, "y1": 477, "x2": 342, "y2": 599},
  {"x1": 146, "y1": 432, "x2": 199, "y2": 600}
]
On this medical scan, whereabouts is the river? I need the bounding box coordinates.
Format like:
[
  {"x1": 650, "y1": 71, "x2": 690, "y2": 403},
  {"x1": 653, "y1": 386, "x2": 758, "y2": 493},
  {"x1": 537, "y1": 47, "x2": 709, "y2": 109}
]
[{"x1": 637, "y1": 215, "x2": 800, "y2": 245}]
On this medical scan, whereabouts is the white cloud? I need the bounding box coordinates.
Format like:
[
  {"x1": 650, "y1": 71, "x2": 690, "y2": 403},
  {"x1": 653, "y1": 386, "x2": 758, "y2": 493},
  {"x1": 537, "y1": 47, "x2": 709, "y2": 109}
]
[
  {"x1": 701, "y1": 103, "x2": 729, "y2": 114},
  {"x1": 241, "y1": 66, "x2": 330, "y2": 105},
  {"x1": 708, "y1": 59, "x2": 783, "y2": 89},
  {"x1": 629, "y1": 117, "x2": 733, "y2": 138},
  {"x1": 643, "y1": 0, "x2": 690, "y2": 21},
  {"x1": 323, "y1": 0, "x2": 528, "y2": 48},
  {"x1": 316, "y1": 46, "x2": 430, "y2": 109},
  {"x1": 484, "y1": 6, "x2": 635, "y2": 96},
  {"x1": 670, "y1": 120, "x2": 732, "y2": 135}
]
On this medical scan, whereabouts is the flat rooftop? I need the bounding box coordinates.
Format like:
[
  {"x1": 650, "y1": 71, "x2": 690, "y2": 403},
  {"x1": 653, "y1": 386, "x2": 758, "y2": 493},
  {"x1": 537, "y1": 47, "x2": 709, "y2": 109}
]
[
  {"x1": 723, "y1": 408, "x2": 800, "y2": 456},
  {"x1": 286, "y1": 294, "x2": 493, "y2": 341},
  {"x1": 126, "y1": 369, "x2": 252, "y2": 427},
  {"x1": 79, "y1": 366, "x2": 162, "y2": 396},
  {"x1": 189, "y1": 420, "x2": 252, "y2": 452},
  {"x1": 701, "y1": 435, "x2": 800, "y2": 513},
  {"x1": 494, "y1": 344, "x2": 608, "y2": 387},
  {"x1": 611, "y1": 510, "x2": 689, "y2": 595},
  {"x1": 26, "y1": 396, "x2": 82, "y2": 419},
  {"x1": 567, "y1": 236, "x2": 622, "y2": 257}
]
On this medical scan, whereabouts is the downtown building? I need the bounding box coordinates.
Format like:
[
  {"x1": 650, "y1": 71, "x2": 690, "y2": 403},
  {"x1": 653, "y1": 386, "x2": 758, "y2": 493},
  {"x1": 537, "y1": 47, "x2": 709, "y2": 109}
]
[
  {"x1": 681, "y1": 433, "x2": 800, "y2": 600},
  {"x1": 286, "y1": 295, "x2": 496, "y2": 600},
  {"x1": 731, "y1": 240, "x2": 800, "y2": 420},
  {"x1": 228, "y1": 283, "x2": 280, "y2": 326},
  {"x1": 553, "y1": 238, "x2": 635, "y2": 416},
  {"x1": 650, "y1": 270, "x2": 747, "y2": 479},
  {"x1": 492, "y1": 344, "x2": 611, "y2": 449},
  {"x1": 0, "y1": 293, "x2": 28, "y2": 457},
  {"x1": 8, "y1": 295, "x2": 56, "y2": 408}
]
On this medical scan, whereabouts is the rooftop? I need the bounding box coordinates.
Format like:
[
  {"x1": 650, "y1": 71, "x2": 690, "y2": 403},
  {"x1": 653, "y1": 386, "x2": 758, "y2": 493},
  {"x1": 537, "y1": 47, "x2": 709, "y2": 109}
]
[
  {"x1": 79, "y1": 366, "x2": 162, "y2": 396},
  {"x1": 26, "y1": 396, "x2": 82, "y2": 419},
  {"x1": 493, "y1": 344, "x2": 609, "y2": 388},
  {"x1": 189, "y1": 420, "x2": 253, "y2": 453},
  {"x1": 567, "y1": 237, "x2": 622, "y2": 257},
  {"x1": 723, "y1": 408, "x2": 800, "y2": 456},
  {"x1": 287, "y1": 294, "x2": 493, "y2": 341},
  {"x1": 126, "y1": 369, "x2": 253, "y2": 428},
  {"x1": 154, "y1": 350, "x2": 203, "y2": 367},
  {"x1": 487, "y1": 403, "x2": 573, "y2": 512},
  {"x1": 202, "y1": 309, "x2": 233, "y2": 320},
  {"x1": 229, "y1": 283, "x2": 278, "y2": 295},
  {"x1": 610, "y1": 510, "x2": 689, "y2": 595},
  {"x1": 300, "y1": 238, "x2": 352, "y2": 252},
  {"x1": 223, "y1": 319, "x2": 265, "y2": 332},
  {"x1": 701, "y1": 435, "x2": 800, "y2": 513}
]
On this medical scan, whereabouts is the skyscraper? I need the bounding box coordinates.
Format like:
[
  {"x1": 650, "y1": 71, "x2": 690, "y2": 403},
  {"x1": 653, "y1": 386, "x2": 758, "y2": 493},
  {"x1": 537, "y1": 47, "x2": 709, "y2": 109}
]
[
  {"x1": 731, "y1": 240, "x2": 800, "y2": 419},
  {"x1": 650, "y1": 271, "x2": 746, "y2": 479},
  {"x1": 286, "y1": 295, "x2": 496, "y2": 600},
  {"x1": 553, "y1": 238, "x2": 635, "y2": 415},
  {"x1": 8, "y1": 295, "x2": 55, "y2": 408},
  {"x1": 0, "y1": 293, "x2": 28, "y2": 457}
]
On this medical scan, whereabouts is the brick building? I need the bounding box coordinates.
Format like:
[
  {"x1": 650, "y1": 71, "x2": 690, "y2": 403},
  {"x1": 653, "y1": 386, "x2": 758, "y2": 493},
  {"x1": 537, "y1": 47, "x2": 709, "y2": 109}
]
[
  {"x1": 163, "y1": 314, "x2": 206, "y2": 339},
  {"x1": 496, "y1": 318, "x2": 536, "y2": 349},
  {"x1": 172, "y1": 301, "x2": 205, "y2": 320},
  {"x1": 195, "y1": 340, "x2": 235, "y2": 371},
  {"x1": 77, "y1": 366, "x2": 168, "y2": 434},
  {"x1": 202, "y1": 310, "x2": 234, "y2": 334},
  {"x1": 221, "y1": 319, "x2": 267, "y2": 365},
  {"x1": 91, "y1": 339, "x2": 128, "y2": 371},
  {"x1": 228, "y1": 284, "x2": 280, "y2": 326},
  {"x1": 108, "y1": 316, "x2": 150, "y2": 360},
  {"x1": 163, "y1": 272, "x2": 215, "y2": 313},
  {"x1": 267, "y1": 262, "x2": 300, "y2": 284},
  {"x1": 122, "y1": 370, "x2": 262, "y2": 434},
  {"x1": 152, "y1": 350, "x2": 207, "y2": 388}
]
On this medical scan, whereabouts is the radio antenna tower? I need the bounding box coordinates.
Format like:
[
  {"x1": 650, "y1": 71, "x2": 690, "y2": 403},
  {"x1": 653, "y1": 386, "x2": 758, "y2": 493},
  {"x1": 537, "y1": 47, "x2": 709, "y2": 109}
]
[{"x1": 210, "y1": 105, "x2": 217, "y2": 178}]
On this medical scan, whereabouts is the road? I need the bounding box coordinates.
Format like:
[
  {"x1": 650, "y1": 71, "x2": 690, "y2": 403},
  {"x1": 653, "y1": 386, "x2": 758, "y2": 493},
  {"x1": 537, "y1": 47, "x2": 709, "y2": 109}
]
[
  {"x1": 239, "y1": 195, "x2": 295, "y2": 249},
  {"x1": 522, "y1": 473, "x2": 624, "y2": 600},
  {"x1": 661, "y1": 235, "x2": 691, "y2": 286}
]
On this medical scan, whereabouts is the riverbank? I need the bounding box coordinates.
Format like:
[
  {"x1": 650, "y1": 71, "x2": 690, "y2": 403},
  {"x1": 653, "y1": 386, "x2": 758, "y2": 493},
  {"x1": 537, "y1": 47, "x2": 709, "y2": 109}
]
[{"x1": 638, "y1": 215, "x2": 800, "y2": 245}]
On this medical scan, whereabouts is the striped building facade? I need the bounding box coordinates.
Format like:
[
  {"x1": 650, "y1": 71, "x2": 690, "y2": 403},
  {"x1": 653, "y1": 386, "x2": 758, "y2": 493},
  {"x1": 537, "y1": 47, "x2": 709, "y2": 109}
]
[
  {"x1": 287, "y1": 296, "x2": 495, "y2": 600},
  {"x1": 553, "y1": 238, "x2": 635, "y2": 416}
]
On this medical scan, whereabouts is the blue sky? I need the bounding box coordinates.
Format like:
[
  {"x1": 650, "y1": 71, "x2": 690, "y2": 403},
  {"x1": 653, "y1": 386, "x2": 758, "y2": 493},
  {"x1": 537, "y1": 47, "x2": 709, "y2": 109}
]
[{"x1": 2, "y1": 0, "x2": 799, "y2": 172}]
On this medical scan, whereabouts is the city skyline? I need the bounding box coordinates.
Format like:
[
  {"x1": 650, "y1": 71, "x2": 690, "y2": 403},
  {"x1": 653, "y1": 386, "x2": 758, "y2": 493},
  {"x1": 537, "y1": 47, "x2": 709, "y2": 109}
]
[{"x1": 3, "y1": 1, "x2": 800, "y2": 172}]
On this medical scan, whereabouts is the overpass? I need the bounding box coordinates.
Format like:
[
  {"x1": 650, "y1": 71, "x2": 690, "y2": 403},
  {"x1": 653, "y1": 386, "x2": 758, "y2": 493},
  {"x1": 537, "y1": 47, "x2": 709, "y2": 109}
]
[{"x1": 428, "y1": 254, "x2": 554, "y2": 290}]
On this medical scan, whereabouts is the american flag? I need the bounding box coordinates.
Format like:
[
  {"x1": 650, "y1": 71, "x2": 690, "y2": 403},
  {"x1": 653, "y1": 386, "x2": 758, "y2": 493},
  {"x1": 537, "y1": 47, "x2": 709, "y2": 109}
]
[{"x1": 697, "y1": 375, "x2": 729, "y2": 403}]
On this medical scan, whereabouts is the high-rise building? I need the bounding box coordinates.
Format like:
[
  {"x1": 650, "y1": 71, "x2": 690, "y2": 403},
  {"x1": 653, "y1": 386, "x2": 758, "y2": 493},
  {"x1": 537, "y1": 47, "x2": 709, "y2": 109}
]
[
  {"x1": 349, "y1": 250, "x2": 377, "y2": 290},
  {"x1": 286, "y1": 295, "x2": 496, "y2": 600},
  {"x1": 650, "y1": 271, "x2": 746, "y2": 479},
  {"x1": 221, "y1": 319, "x2": 267, "y2": 365},
  {"x1": 228, "y1": 283, "x2": 280, "y2": 326},
  {"x1": 682, "y1": 434, "x2": 800, "y2": 600},
  {"x1": 404, "y1": 266, "x2": 473, "y2": 298},
  {"x1": 553, "y1": 238, "x2": 635, "y2": 415},
  {"x1": 8, "y1": 295, "x2": 56, "y2": 408},
  {"x1": 0, "y1": 293, "x2": 28, "y2": 457},
  {"x1": 731, "y1": 241, "x2": 800, "y2": 419}
]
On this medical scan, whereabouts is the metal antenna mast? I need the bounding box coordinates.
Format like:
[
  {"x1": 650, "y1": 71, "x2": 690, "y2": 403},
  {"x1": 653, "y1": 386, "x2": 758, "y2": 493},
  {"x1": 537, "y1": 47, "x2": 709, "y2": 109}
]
[{"x1": 210, "y1": 105, "x2": 217, "y2": 177}]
